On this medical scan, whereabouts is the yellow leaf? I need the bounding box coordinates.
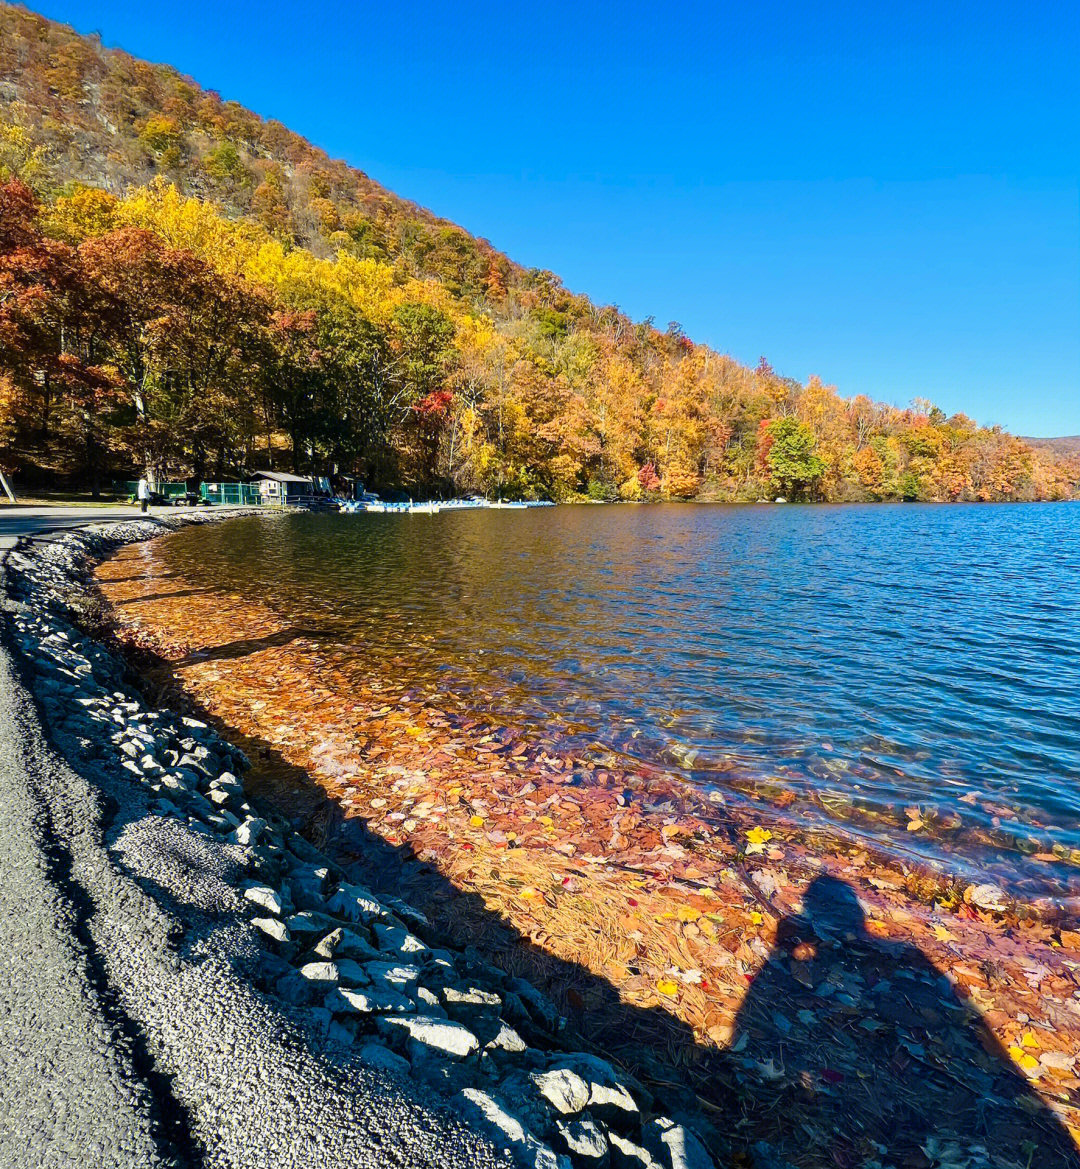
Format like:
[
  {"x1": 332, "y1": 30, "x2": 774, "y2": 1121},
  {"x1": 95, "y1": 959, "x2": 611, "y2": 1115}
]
[
  {"x1": 539, "y1": 815, "x2": 554, "y2": 827},
  {"x1": 469, "y1": 815, "x2": 484, "y2": 827},
  {"x1": 661, "y1": 824, "x2": 681, "y2": 839},
  {"x1": 750, "y1": 911, "x2": 764, "y2": 925},
  {"x1": 1021, "y1": 1031, "x2": 1039, "y2": 1049},
  {"x1": 1009, "y1": 1046, "x2": 1040, "y2": 1071},
  {"x1": 745, "y1": 827, "x2": 772, "y2": 845},
  {"x1": 907, "y1": 819, "x2": 924, "y2": 832},
  {"x1": 931, "y1": 924, "x2": 953, "y2": 941},
  {"x1": 656, "y1": 979, "x2": 679, "y2": 996},
  {"x1": 677, "y1": 906, "x2": 701, "y2": 923}
]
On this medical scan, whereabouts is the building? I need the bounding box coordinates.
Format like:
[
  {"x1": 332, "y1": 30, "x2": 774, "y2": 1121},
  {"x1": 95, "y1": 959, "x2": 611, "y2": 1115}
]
[{"x1": 250, "y1": 471, "x2": 312, "y2": 505}]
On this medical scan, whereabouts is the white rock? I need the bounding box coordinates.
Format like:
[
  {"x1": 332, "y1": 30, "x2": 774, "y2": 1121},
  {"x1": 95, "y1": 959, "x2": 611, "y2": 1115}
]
[
  {"x1": 234, "y1": 817, "x2": 267, "y2": 846},
  {"x1": 559, "y1": 1053, "x2": 640, "y2": 1119},
  {"x1": 284, "y1": 912, "x2": 327, "y2": 935},
  {"x1": 359, "y1": 1042, "x2": 411, "y2": 1077},
  {"x1": 367, "y1": 961, "x2": 421, "y2": 987},
  {"x1": 382, "y1": 1015, "x2": 479, "y2": 1058},
  {"x1": 326, "y1": 882, "x2": 386, "y2": 923},
  {"x1": 313, "y1": 929, "x2": 343, "y2": 959},
  {"x1": 243, "y1": 885, "x2": 284, "y2": 915},
  {"x1": 556, "y1": 1117, "x2": 609, "y2": 1163},
  {"x1": 531, "y1": 1068, "x2": 589, "y2": 1115},
  {"x1": 609, "y1": 1132, "x2": 662, "y2": 1169},
  {"x1": 300, "y1": 961, "x2": 339, "y2": 982},
  {"x1": 641, "y1": 1118, "x2": 714, "y2": 1169},
  {"x1": 328, "y1": 986, "x2": 414, "y2": 1015},
  {"x1": 458, "y1": 1089, "x2": 568, "y2": 1169},
  {"x1": 333, "y1": 959, "x2": 371, "y2": 986},
  {"x1": 485, "y1": 1022, "x2": 528, "y2": 1053},
  {"x1": 251, "y1": 917, "x2": 290, "y2": 943},
  {"x1": 443, "y1": 986, "x2": 502, "y2": 1008},
  {"x1": 415, "y1": 986, "x2": 445, "y2": 1013},
  {"x1": 372, "y1": 921, "x2": 429, "y2": 956}
]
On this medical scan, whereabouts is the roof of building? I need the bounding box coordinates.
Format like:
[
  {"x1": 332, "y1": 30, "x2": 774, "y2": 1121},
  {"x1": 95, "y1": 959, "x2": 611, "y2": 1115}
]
[{"x1": 250, "y1": 471, "x2": 312, "y2": 484}]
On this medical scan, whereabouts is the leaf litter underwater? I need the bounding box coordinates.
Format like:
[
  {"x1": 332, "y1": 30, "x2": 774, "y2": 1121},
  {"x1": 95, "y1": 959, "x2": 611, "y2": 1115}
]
[{"x1": 92, "y1": 521, "x2": 1080, "y2": 1169}]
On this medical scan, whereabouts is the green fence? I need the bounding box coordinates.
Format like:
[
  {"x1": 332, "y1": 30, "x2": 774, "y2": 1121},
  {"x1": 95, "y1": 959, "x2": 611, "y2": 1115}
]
[
  {"x1": 200, "y1": 482, "x2": 262, "y2": 506},
  {"x1": 113, "y1": 480, "x2": 262, "y2": 506}
]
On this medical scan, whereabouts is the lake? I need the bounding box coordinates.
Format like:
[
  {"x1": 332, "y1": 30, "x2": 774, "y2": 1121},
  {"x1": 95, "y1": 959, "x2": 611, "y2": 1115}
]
[{"x1": 155, "y1": 502, "x2": 1080, "y2": 900}]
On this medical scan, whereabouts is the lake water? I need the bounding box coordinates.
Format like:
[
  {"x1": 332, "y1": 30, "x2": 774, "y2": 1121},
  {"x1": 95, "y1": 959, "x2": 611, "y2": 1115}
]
[{"x1": 156, "y1": 502, "x2": 1080, "y2": 899}]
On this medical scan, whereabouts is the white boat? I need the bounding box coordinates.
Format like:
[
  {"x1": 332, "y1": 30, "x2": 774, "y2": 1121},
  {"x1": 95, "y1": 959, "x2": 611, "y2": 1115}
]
[{"x1": 340, "y1": 495, "x2": 551, "y2": 514}]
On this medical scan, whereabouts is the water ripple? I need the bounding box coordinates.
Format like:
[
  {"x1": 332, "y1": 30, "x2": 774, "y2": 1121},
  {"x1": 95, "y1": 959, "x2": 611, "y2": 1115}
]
[{"x1": 158, "y1": 502, "x2": 1080, "y2": 896}]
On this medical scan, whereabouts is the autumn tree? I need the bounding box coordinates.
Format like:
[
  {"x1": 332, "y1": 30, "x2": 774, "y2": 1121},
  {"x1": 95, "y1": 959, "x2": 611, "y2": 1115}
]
[{"x1": 763, "y1": 417, "x2": 826, "y2": 499}]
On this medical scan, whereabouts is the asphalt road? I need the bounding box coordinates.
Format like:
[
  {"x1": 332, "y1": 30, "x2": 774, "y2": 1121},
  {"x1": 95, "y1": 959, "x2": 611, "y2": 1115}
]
[{"x1": 0, "y1": 506, "x2": 193, "y2": 548}]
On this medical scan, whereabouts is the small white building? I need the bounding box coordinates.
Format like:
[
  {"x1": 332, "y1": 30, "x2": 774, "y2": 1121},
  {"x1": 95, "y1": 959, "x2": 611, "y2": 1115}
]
[{"x1": 250, "y1": 471, "x2": 312, "y2": 504}]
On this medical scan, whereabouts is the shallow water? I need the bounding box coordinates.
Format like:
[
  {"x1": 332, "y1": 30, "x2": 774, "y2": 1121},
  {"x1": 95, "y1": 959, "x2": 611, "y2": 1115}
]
[{"x1": 155, "y1": 502, "x2": 1080, "y2": 895}]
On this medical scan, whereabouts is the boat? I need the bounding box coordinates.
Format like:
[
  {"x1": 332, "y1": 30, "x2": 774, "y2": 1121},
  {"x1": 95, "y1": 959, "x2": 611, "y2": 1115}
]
[{"x1": 337, "y1": 495, "x2": 553, "y2": 514}]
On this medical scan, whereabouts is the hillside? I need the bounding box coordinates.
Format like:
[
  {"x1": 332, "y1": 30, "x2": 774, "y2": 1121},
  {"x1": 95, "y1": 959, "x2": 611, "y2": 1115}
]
[
  {"x1": 1, "y1": 2, "x2": 1077, "y2": 503},
  {"x1": 1022, "y1": 437, "x2": 1080, "y2": 457}
]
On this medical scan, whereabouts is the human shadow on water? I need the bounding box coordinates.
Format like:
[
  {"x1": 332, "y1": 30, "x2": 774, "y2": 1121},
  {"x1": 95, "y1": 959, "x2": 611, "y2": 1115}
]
[
  {"x1": 720, "y1": 875, "x2": 1080, "y2": 1169},
  {"x1": 115, "y1": 635, "x2": 1080, "y2": 1169}
]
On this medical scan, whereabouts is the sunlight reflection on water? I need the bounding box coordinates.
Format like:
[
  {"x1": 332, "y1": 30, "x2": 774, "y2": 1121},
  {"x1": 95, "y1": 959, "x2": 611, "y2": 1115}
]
[{"x1": 157, "y1": 501, "x2": 1080, "y2": 896}]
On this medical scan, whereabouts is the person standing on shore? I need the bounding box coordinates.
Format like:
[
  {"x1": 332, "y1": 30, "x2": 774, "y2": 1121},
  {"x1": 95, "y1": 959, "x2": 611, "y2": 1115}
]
[{"x1": 137, "y1": 476, "x2": 150, "y2": 513}]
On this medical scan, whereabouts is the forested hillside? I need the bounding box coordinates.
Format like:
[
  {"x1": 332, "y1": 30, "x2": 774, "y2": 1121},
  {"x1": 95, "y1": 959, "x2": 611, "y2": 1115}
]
[{"x1": 1, "y1": 3, "x2": 1077, "y2": 501}]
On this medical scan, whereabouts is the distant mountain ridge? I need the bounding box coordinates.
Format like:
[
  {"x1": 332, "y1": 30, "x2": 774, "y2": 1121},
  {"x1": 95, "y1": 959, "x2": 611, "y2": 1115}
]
[{"x1": 1022, "y1": 437, "x2": 1080, "y2": 456}]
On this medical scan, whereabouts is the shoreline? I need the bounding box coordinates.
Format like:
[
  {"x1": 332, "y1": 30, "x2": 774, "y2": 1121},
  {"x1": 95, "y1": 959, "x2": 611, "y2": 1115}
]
[
  {"x1": 2, "y1": 513, "x2": 719, "y2": 1169},
  {"x1": 86, "y1": 518, "x2": 1080, "y2": 1166}
]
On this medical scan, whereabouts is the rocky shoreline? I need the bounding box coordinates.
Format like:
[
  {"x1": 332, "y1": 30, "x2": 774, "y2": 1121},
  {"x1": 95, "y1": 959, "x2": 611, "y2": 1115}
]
[{"x1": 0, "y1": 514, "x2": 718, "y2": 1169}]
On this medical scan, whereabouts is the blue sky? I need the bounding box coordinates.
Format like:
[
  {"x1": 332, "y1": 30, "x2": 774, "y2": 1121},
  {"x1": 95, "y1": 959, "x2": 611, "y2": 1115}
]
[{"x1": 36, "y1": 1, "x2": 1080, "y2": 435}]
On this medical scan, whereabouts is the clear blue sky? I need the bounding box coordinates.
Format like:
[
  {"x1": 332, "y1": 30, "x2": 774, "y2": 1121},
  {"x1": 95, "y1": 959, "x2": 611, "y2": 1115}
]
[{"x1": 35, "y1": 0, "x2": 1080, "y2": 435}]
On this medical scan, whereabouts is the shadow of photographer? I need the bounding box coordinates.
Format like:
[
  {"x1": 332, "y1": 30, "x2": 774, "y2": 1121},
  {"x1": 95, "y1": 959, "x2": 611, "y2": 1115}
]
[{"x1": 722, "y1": 875, "x2": 1079, "y2": 1168}]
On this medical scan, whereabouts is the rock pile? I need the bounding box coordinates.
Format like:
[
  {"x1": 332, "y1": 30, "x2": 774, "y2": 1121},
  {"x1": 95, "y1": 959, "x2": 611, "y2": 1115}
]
[{"x1": 4, "y1": 517, "x2": 718, "y2": 1169}]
